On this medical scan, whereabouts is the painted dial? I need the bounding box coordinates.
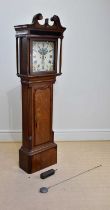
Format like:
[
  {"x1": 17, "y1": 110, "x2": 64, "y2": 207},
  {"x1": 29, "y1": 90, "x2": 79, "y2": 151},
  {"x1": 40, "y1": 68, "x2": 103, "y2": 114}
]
[{"x1": 32, "y1": 41, "x2": 54, "y2": 72}]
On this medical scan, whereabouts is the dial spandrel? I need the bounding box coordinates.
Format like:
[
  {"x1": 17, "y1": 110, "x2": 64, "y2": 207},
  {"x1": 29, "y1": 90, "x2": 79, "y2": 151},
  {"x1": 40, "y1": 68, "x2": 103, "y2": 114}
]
[{"x1": 32, "y1": 41, "x2": 54, "y2": 72}]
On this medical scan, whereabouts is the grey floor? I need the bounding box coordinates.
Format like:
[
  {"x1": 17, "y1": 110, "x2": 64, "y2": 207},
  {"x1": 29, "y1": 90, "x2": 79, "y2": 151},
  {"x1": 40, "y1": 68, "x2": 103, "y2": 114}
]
[{"x1": 0, "y1": 141, "x2": 110, "y2": 210}]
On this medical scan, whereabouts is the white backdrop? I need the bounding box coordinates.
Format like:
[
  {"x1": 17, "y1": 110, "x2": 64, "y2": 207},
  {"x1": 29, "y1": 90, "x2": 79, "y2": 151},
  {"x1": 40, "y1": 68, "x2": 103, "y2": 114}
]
[{"x1": 0, "y1": 0, "x2": 110, "y2": 141}]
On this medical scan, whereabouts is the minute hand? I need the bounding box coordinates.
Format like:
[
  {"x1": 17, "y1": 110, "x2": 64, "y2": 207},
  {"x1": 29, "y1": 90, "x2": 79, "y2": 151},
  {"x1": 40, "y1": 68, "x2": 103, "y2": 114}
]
[
  {"x1": 49, "y1": 49, "x2": 53, "y2": 53},
  {"x1": 41, "y1": 55, "x2": 44, "y2": 65}
]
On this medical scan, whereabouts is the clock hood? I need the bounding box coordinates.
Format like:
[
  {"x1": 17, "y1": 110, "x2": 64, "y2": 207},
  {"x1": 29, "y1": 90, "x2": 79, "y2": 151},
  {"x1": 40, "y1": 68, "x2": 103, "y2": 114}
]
[{"x1": 14, "y1": 13, "x2": 66, "y2": 37}]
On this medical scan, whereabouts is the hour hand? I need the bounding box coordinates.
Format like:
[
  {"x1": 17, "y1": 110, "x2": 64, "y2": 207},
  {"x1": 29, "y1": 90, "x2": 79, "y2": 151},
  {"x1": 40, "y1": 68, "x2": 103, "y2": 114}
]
[
  {"x1": 38, "y1": 49, "x2": 43, "y2": 55},
  {"x1": 43, "y1": 48, "x2": 48, "y2": 55}
]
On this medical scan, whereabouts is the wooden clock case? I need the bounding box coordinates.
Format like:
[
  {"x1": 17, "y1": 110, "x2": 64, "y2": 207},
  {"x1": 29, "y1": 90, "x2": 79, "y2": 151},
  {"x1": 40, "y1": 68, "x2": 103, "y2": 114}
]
[{"x1": 14, "y1": 14, "x2": 66, "y2": 173}]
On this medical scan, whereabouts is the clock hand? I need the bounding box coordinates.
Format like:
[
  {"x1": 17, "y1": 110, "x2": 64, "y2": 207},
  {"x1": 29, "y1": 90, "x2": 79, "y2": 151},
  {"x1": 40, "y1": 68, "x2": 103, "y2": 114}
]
[
  {"x1": 38, "y1": 49, "x2": 43, "y2": 55},
  {"x1": 43, "y1": 48, "x2": 48, "y2": 55},
  {"x1": 49, "y1": 49, "x2": 53, "y2": 53},
  {"x1": 42, "y1": 55, "x2": 44, "y2": 63}
]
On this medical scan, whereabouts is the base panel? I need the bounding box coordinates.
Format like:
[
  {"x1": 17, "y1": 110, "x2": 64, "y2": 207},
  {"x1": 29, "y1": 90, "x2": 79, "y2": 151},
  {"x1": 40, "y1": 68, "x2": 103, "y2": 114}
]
[{"x1": 19, "y1": 143, "x2": 57, "y2": 174}]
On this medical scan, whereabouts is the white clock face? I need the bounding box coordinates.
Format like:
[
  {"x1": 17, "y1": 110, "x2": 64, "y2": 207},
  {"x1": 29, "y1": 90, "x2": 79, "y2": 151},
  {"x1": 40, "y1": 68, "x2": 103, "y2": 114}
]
[{"x1": 32, "y1": 41, "x2": 55, "y2": 72}]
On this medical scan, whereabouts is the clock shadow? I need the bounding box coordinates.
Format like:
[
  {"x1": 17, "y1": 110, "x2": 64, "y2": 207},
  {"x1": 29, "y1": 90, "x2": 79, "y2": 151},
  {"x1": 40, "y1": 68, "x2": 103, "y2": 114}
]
[{"x1": 7, "y1": 86, "x2": 22, "y2": 141}]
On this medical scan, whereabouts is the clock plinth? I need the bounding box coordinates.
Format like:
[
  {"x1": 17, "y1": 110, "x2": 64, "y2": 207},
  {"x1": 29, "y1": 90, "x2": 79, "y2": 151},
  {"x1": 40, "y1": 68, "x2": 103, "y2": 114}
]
[
  {"x1": 14, "y1": 14, "x2": 66, "y2": 173},
  {"x1": 19, "y1": 143, "x2": 57, "y2": 174}
]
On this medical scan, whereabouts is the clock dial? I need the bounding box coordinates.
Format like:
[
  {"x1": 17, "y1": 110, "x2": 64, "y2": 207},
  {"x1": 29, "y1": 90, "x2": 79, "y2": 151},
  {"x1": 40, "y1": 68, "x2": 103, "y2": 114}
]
[{"x1": 32, "y1": 41, "x2": 55, "y2": 72}]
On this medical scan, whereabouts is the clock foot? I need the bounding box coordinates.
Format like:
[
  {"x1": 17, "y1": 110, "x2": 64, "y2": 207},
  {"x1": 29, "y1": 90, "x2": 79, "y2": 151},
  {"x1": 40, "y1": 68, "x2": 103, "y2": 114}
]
[{"x1": 19, "y1": 142, "x2": 57, "y2": 174}]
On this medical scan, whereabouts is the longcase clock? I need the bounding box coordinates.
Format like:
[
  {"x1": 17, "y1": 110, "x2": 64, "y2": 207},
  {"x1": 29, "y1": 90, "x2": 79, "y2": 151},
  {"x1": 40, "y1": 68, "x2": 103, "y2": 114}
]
[{"x1": 14, "y1": 13, "x2": 66, "y2": 173}]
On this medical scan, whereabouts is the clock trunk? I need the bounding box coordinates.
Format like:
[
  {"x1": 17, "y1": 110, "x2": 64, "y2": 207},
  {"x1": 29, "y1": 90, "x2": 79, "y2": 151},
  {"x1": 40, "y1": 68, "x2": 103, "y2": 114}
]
[{"x1": 20, "y1": 76, "x2": 57, "y2": 173}]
